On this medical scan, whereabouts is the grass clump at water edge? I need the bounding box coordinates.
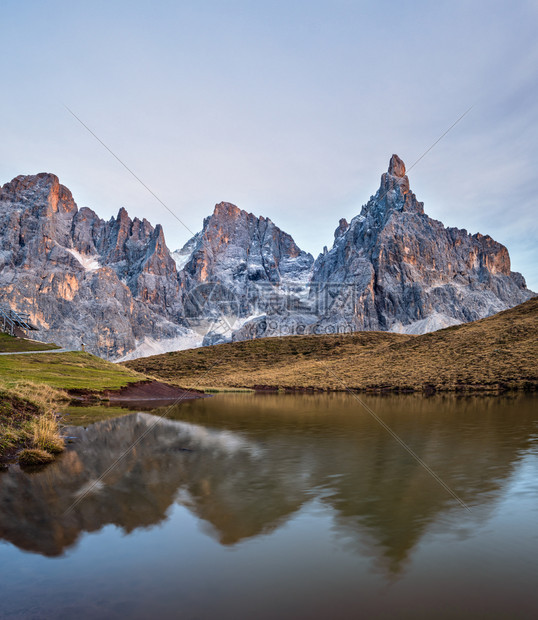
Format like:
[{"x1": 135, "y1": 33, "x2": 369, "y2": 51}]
[
  {"x1": 0, "y1": 380, "x2": 69, "y2": 467},
  {"x1": 18, "y1": 448, "x2": 55, "y2": 466}
]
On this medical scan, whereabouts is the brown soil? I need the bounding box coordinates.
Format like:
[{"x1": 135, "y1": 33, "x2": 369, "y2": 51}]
[{"x1": 103, "y1": 380, "x2": 205, "y2": 402}]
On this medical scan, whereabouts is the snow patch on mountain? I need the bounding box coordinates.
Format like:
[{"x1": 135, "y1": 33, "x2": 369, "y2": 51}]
[
  {"x1": 116, "y1": 330, "x2": 205, "y2": 362},
  {"x1": 172, "y1": 250, "x2": 192, "y2": 272},
  {"x1": 172, "y1": 231, "x2": 203, "y2": 272},
  {"x1": 389, "y1": 313, "x2": 462, "y2": 335},
  {"x1": 65, "y1": 248, "x2": 101, "y2": 272}
]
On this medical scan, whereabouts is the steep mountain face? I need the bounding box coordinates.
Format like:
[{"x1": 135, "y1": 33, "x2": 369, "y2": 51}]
[
  {"x1": 0, "y1": 173, "x2": 183, "y2": 357},
  {"x1": 0, "y1": 176, "x2": 314, "y2": 356},
  {"x1": 174, "y1": 202, "x2": 314, "y2": 345},
  {"x1": 307, "y1": 155, "x2": 532, "y2": 334},
  {"x1": 178, "y1": 201, "x2": 313, "y2": 286},
  {"x1": 0, "y1": 159, "x2": 533, "y2": 358}
]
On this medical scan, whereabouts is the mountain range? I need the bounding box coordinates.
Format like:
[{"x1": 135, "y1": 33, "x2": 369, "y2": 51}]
[{"x1": 0, "y1": 155, "x2": 533, "y2": 359}]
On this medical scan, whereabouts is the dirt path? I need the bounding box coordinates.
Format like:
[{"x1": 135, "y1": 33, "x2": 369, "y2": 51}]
[{"x1": 0, "y1": 348, "x2": 75, "y2": 356}]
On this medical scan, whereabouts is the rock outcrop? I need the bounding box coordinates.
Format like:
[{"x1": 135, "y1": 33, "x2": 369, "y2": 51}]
[{"x1": 0, "y1": 173, "x2": 184, "y2": 357}]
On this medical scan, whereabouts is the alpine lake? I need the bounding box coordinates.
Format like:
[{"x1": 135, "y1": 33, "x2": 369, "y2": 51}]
[{"x1": 1, "y1": 392, "x2": 537, "y2": 619}]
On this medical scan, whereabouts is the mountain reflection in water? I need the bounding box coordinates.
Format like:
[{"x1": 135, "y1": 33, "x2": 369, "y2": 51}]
[{"x1": 1, "y1": 393, "x2": 536, "y2": 577}]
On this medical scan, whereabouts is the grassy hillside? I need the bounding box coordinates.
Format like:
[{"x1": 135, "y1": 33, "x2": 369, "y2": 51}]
[
  {"x1": 125, "y1": 298, "x2": 538, "y2": 392},
  {"x1": 0, "y1": 333, "x2": 60, "y2": 352},
  {"x1": 0, "y1": 351, "x2": 143, "y2": 391}
]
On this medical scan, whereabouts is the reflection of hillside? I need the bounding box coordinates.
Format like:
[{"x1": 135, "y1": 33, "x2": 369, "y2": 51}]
[{"x1": 0, "y1": 394, "x2": 536, "y2": 571}]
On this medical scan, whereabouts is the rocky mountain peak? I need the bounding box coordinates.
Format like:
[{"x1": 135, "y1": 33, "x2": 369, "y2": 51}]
[
  {"x1": 0, "y1": 173, "x2": 77, "y2": 215},
  {"x1": 0, "y1": 172, "x2": 187, "y2": 357},
  {"x1": 380, "y1": 154, "x2": 410, "y2": 194},
  {"x1": 1, "y1": 172, "x2": 58, "y2": 199},
  {"x1": 388, "y1": 154, "x2": 406, "y2": 178},
  {"x1": 150, "y1": 224, "x2": 172, "y2": 260},
  {"x1": 310, "y1": 155, "x2": 533, "y2": 337},
  {"x1": 213, "y1": 201, "x2": 242, "y2": 219},
  {"x1": 176, "y1": 198, "x2": 314, "y2": 307},
  {"x1": 116, "y1": 206, "x2": 131, "y2": 224},
  {"x1": 363, "y1": 154, "x2": 421, "y2": 216}
]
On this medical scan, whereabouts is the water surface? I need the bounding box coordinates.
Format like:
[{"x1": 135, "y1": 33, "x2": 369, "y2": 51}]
[{"x1": 1, "y1": 393, "x2": 537, "y2": 619}]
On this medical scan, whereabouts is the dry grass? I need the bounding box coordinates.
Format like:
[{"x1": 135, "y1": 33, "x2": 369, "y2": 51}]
[
  {"x1": 7, "y1": 381, "x2": 70, "y2": 412},
  {"x1": 0, "y1": 380, "x2": 69, "y2": 465},
  {"x1": 18, "y1": 448, "x2": 55, "y2": 466},
  {"x1": 125, "y1": 298, "x2": 538, "y2": 393},
  {"x1": 0, "y1": 425, "x2": 25, "y2": 456},
  {"x1": 31, "y1": 413, "x2": 65, "y2": 454}
]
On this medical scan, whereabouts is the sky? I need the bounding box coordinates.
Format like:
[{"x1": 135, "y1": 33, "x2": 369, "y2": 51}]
[{"x1": 1, "y1": 0, "x2": 537, "y2": 290}]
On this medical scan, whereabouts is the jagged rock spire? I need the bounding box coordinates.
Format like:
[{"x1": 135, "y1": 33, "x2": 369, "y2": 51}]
[
  {"x1": 388, "y1": 154, "x2": 406, "y2": 178},
  {"x1": 334, "y1": 218, "x2": 349, "y2": 240},
  {"x1": 373, "y1": 154, "x2": 423, "y2": 214}
]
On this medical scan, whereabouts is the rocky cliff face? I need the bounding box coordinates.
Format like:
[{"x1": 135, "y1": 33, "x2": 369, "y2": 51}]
[
  {"x1": 307, "y1": 155, "x2": 532, "y2": 334},
  {"x1": 0, "y1": 159, "x2": 533, "y2": 358},
  {"x1": 0, "y1": 175, "x2": 315, "y2": 356},
  {"x1": 179, "y1": 201, "x2": 313, "y2": 286},
  {"x1": 173, "y1": 202, "x2": 314, "y2": 345},
  {"x1": 0, "y1": 173, "x2": 184, "y2": 357}
]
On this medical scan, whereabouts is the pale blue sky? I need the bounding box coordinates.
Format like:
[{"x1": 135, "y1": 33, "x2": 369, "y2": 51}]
[{"x1": 1, "y1": 0, "x2": 537, "y2": 289}]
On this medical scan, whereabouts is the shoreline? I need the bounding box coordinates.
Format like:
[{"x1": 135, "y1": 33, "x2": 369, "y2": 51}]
[
  {"x1": 68, "y1": 379, "x2": 207, "y2": 403},
  {"x1": 245, "y1": 382, "x2": 538, "y2": 394},
  {"x1": 1, "y1": 379, "x2": 206, "y2": 469}
]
